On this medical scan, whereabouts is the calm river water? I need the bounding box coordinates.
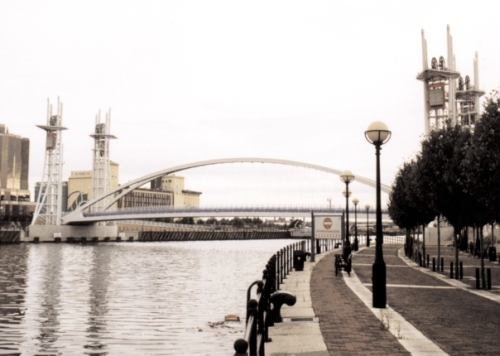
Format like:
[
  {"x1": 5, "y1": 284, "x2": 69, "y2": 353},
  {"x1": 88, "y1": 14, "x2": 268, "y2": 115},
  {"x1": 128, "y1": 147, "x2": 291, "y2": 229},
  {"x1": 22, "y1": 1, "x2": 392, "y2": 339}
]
[{"x1": 0, "y1": 239, "x2": 293, "y2": 355}]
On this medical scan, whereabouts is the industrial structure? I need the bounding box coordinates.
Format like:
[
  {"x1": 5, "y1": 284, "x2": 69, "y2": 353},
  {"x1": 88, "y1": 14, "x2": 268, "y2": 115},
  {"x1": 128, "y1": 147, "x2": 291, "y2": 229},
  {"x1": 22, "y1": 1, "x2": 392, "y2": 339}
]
[
  {"x1": 32, "y1": 98, "x2": 67, "y2": 226},
  {"x1": 417, "y1": 26, "x2": 485, "y2": 134}
]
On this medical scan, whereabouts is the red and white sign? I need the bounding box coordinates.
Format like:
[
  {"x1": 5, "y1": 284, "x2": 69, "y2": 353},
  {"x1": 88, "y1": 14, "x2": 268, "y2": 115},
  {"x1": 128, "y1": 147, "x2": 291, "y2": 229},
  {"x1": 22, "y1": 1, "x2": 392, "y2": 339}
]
[{"x1": 314, "y1": 215, "x2": 342, "y2": 239}]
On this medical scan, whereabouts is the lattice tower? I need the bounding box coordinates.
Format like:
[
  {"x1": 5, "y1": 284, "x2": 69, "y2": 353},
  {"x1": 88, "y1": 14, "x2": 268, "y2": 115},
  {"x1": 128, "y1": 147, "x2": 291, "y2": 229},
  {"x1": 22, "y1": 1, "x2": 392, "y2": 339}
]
[
  {"x1": 32, "y1": 98, "x2": 67, "y2": 225},
  {"x1": 90, "y1": 109, "x2": 116, "y2": 213}
]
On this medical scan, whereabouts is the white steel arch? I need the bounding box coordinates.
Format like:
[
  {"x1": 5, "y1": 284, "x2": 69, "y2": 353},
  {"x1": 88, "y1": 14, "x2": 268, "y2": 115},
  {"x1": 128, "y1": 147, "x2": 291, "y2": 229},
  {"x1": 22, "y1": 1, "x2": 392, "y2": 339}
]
[{"x1": 62, "y1": 157, "x2": 391, "y2": 225}]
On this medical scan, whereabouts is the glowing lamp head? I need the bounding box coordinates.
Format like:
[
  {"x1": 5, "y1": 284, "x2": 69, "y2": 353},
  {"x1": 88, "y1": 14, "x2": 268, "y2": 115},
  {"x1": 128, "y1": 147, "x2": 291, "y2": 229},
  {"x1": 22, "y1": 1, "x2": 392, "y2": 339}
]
[
  {"x1": 340, "y1": 170, "x2": 355, "y2": 184},
  {"x1": 365, "y1": 121, "x2": 391, "y2": 146}
]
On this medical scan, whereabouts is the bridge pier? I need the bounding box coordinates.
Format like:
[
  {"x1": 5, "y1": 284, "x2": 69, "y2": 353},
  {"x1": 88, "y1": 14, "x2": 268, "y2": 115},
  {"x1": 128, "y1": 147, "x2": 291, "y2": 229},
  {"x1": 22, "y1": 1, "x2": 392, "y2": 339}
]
[{"x1": 26, "y1": 225, "x2": 119, "y2": 243}]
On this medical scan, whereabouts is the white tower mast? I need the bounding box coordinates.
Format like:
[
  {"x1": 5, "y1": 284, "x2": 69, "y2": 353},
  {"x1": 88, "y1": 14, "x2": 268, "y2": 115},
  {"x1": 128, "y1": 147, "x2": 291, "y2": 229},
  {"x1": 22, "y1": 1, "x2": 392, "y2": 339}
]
[
  {"x1": 90, "y1": 109, "x2": 116, "y2": 213},
  {"x1": 32, "y1": 98, "x2": 67, "y2": 225},
  {"x1": 417, "y1": 26, "x2": 460, "y2": 135},
  {"x1": 456, "y1": 52, "x2": 485, "y2": 129}
]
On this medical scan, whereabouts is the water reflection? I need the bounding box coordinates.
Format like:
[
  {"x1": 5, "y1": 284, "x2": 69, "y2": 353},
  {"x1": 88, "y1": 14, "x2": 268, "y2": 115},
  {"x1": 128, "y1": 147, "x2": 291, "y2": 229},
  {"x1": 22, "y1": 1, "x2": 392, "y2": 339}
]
[
  {"x1": 0, "y1": 240, "x2": 292, "y2": 355},
  {"x1": 86, "y1": 245, "x2": 111, "y2": 355},
  {"x1": 34, "y1": 245, "x2": 63, "y2": 354},
  {"x1": 0, "y1": 244, "x2": 29, "y2": 356}
]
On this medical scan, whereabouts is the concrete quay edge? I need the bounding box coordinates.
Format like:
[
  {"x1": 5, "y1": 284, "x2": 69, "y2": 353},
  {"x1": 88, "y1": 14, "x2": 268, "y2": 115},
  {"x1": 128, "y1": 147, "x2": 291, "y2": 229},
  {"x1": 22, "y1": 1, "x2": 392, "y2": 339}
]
[{"x1": 265, "y1": 251, "x2": 330, "y2": 356}]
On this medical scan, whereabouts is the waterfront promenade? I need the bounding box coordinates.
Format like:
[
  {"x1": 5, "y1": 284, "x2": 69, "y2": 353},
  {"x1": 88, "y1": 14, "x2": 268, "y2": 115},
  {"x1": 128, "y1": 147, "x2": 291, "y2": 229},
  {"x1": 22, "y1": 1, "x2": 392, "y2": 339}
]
[{"x1": 265, "y1": 243, "x2": 500, "y2": 355}]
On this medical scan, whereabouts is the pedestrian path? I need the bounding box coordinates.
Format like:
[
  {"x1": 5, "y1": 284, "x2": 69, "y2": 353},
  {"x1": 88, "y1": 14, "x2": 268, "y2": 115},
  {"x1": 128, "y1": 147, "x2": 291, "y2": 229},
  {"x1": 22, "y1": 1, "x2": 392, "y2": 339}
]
[
  {"x1": 354, "y1": 245, "x2": 500, "y2": 355},
  {"x1": 263, "y1": 244, "x2": 500, "y2": 355},
  {"x1": 343, "y1": 249, "x2": 447, "y2": 355}
]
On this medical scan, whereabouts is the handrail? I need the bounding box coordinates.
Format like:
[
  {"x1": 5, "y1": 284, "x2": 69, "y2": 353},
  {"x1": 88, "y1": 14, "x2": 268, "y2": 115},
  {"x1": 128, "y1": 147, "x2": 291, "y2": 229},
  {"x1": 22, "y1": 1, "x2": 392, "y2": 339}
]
[{"x1": 233, "y1": 238, "x2": 340, "y2": 355}]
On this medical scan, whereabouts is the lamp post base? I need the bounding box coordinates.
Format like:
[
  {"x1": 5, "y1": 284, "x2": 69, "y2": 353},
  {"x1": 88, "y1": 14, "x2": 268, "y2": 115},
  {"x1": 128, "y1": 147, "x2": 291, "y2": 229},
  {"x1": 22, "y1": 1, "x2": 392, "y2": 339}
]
[
  {"x1": 342, "y1": 245, "x2": 352, "y2": 261},
  {"x1": 372, "y1": 260, "x2": 386, "y2": 308}
]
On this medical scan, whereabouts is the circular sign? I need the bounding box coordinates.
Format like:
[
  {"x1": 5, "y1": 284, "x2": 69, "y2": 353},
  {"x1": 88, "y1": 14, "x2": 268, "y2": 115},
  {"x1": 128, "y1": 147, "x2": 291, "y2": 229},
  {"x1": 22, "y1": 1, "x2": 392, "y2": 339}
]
[{"x1": 323, "y1": 218, "x2": 332, "y2": 229}]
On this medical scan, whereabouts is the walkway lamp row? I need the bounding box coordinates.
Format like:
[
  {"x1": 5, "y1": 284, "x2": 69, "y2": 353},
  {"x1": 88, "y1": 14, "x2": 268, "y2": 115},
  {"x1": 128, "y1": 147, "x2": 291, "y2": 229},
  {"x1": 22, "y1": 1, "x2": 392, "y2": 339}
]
[{"x1": 341, "y1": 121, "x2": 391, "y2": 309}]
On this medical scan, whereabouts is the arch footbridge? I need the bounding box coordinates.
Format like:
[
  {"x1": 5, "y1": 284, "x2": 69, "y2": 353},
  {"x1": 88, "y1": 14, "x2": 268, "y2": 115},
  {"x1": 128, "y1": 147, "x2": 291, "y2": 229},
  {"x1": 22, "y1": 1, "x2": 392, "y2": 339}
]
[{"x1": 61, "y1": 157, "x2": 392, "y2": 225}]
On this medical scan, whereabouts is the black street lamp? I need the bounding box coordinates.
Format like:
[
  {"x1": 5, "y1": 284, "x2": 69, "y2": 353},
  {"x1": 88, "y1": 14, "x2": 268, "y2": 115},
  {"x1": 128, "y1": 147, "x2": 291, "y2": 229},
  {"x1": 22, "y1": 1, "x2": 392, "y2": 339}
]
[
  {"x1": 352, "y1": 198, "x2": 359, "y2": 251},
  {"x1": 365, "y1": 204, "x2": 371, "y2": 247},
  {"x1": 365, "y1": 121, "x2": 391, "y2": 309},
  {"x1": 340, "y1": 170, "x2": 355, "y2": 257}
]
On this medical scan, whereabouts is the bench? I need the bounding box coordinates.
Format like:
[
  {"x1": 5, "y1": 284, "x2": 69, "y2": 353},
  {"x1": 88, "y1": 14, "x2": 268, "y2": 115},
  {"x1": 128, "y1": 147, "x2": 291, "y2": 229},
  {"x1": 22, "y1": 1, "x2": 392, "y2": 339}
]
[{"x1": 334, "y1": 253, "x2": 352, "y2": 276}]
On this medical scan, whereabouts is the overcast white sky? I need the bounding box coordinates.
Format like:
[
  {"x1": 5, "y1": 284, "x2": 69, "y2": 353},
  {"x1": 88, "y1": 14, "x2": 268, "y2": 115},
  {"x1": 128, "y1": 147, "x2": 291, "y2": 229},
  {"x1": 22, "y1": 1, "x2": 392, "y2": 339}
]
[{"x1": 1, "y1": 1, "x2": 500, "y2": 208}]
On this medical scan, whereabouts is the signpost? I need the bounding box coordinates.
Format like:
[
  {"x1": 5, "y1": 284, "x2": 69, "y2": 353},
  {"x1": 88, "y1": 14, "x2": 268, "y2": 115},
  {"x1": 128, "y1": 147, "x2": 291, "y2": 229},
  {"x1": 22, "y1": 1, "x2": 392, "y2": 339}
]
[{"x1": 311, "y1": 213, "x2": 344, "y2": 262}]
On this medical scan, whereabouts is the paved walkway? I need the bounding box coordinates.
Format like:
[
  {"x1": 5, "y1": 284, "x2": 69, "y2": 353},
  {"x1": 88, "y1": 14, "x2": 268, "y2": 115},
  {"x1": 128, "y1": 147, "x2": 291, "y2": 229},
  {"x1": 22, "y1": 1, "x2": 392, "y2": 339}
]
[{"x1": 264, "y1": 244, "x2": 500, "y2": 356}]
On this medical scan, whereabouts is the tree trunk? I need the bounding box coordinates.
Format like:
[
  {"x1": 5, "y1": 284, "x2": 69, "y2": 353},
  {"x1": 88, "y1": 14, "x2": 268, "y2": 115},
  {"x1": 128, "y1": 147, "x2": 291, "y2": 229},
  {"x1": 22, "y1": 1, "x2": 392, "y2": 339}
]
[
  {"x1": 415, "y1": 227, "x2": 420, "y2": 264},
  {"x1": 422, "y1": 224, "x2": 426, "y2": 265},
  {"x1": 437, "y1": 216, "x2": 441, "y2": 270},
  {"x1": 465, "y1": 226, "x2": 469, "y2": 252},
  {"x1": 405, "y1": 228, "x2": 411, "y2": 257},
  {"x1": 481, "y1": 227, "x2": 486, "y2": 289},
  {"x1": 454, "y1": 226, "x2": 459, "y2": 279}
]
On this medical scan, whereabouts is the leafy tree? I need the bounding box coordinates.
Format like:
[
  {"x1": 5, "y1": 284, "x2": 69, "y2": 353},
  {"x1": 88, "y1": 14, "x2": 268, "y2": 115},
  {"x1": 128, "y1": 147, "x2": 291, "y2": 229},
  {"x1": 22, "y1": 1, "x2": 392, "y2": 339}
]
[
  {"x1": 419, "y1": 120, "x2": 473, "y2": 277},
  {"x1": 411, "y1": 156, "x2": 438, "y2": 260},
  {"x1": 388, "y1": 160, "x2": 419, "y2": 257},
  {"x1": 206, "y1": 218, "x2": 218, "y2": 225},
  {"x1": 462, "y1": 93, "x2": 500, "y2": 287},
  {"x1": 252, "y1": 217, "x2": 263, "y2": 225},
  {"x1": 231, "y1": 217, "x2": 244, "y2": 227},
  {"x1": 177, "y1": 217, "x2": 195, "y2": 225}
]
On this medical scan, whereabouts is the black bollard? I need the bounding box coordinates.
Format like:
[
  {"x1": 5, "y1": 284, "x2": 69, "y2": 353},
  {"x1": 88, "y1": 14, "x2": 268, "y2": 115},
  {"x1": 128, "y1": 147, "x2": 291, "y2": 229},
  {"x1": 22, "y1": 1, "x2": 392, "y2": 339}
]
[
  {"x1": 487, "y1": 268, "x2": 492, "y2": 290},
  {"x1": 459, "y1": 261, "x2": 463, "y2": 280},
  {"x1": 440, "y1": 257, "x2": 444, "y2": 272},
  {"x1": 432, "y1": 258, "x2": 436, "y2": 272},
  {"x1": 427, "y1": 254, "x2": 430, "y2": 267},
  {"x1": 476, "y1": 268, "x2": 480, "y2": 289},
  {"x1": 450, "y1": 262, "x2": 454, "y2": 279}
]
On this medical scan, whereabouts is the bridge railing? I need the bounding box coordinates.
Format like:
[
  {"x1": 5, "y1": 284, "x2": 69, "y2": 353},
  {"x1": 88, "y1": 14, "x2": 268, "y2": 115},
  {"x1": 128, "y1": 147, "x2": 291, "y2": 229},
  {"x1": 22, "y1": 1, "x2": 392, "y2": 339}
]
[
  {"x1": 233, "y1": 238, "x2": 340, "y2": 355},
  {"x1": 81, "y1": 205, "x2": 391, "y2": 218}
]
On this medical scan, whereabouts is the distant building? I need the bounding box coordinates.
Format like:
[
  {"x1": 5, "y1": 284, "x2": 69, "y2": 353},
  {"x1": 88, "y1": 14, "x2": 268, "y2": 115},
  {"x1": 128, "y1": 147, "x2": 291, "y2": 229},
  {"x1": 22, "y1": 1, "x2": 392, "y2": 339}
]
[
  {"x1": 67, "y1": 162, "x2": 119, "y2": 211},
  {"x1": 0, "y1": 124, "x2": 35, "y2": 228},
  {"x1": 117, "y1": 188, "x2": 173, "y2": 208},
  {"x1": 0, "y1": 124, "x2": 30, "y2": 199},
  {"x1": 150, "y1": 175, "x2": 201, "y2": 207},
  {"x1": 65, "y1": 170, "x2": 201, "y2": 210}
]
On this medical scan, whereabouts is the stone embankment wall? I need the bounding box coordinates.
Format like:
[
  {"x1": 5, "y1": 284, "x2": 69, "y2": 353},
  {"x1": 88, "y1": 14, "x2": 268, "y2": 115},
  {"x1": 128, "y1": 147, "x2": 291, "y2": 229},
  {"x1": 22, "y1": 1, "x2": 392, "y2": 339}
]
[
  {"x1": 0, "y1": 231, "x2": 21, "y2": 243},
  {"x1": 138, "y1": 230, "x2": 290, "y2": 241}
]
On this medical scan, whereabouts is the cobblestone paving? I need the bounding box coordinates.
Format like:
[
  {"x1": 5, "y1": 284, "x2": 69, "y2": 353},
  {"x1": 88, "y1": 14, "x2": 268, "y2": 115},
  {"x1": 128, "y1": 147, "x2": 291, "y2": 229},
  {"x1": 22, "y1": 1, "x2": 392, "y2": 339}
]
[
  {"x1": 354, "y1": 245, "x2": 500, "y2": 355},
  {"x1": 310, "y1": 252, "x2": 410, "y2": 356}
]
